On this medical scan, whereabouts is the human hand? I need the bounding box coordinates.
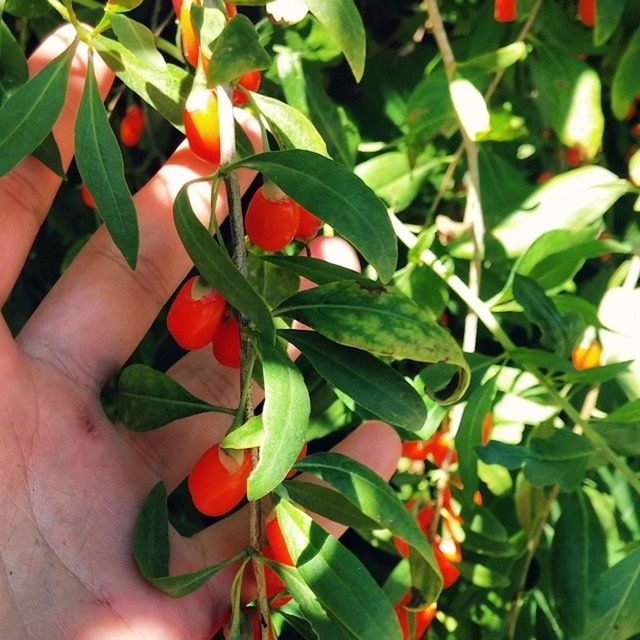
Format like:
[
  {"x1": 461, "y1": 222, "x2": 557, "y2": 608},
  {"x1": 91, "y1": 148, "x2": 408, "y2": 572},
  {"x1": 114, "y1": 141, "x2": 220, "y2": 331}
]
[{"x1": 0, "y1": 27, "x2": 400, "y2": 640}]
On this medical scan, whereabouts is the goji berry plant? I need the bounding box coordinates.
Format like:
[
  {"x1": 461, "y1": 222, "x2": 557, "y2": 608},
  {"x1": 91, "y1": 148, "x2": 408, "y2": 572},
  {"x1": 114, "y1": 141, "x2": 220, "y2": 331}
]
[{"x1": 2, "y1": 0, "x2": 640, "y2": 639}]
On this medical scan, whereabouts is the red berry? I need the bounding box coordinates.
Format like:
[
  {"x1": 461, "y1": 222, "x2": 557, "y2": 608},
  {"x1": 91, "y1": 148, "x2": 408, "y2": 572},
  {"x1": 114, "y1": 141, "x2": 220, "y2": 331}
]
[
  {"x1": 232, "y1": 70, "x2": 262, "y2": 106},
  {"x1": 79, "y1": 184, "x2": 95, "y2": 209},
  {"x1": 394, "y1": 592, "x2": 437, "y2": 640},
  {"x1": 578, "y1": 0, "x2": 595, "y2": 26},
  {"x1": 212, "y1": 315, "x2": 241, "y2": 368},
  {"x1": 403, "y1": 430, "x2": 456, "y2": 466},
  {"x1": 481, "y1": 413, "x2": 493, "y2": 446},
  {"x1": 401, "y1": 439, "x2": 431, "y2": 461},
  {"x1": 167, "y1": 276, "x2": 226, "y2": 350},
  {"x1": 225, "y1": 2, "x2": 237, "y2": 18},
  {"x1": 183, "y1": 87, "x2": 221, "y2": 165},
  {"x1": 494, "y1": 0, "x2": 516, "y2": 22},
  {"x1": 433, "y1": 540, "x2": 461, "y2": 589},
  {"x1": 565, "y1": 146, "x2": 582, "y2": 168},
  {"x1": 119, "y1": 104, "x2": 144, "y2": 147},
  {"x1": 179, "y1": 0, "x2": 201, "y2": 68},
  {"x1": 295, "y1": 205, "x2": 322, "y2": 242},
  {"x1": 188, "y1": 443, "x2": 252, "y2": 516},
  {"x1": 245, "y1": 184, "x2": 300, "y2": 251},
  {"x1": 536, "y1": 171, "x2": 555, "y2": 184},
  {"x1": 265, "y1": 512, "x2": 294, "y2": 566}
]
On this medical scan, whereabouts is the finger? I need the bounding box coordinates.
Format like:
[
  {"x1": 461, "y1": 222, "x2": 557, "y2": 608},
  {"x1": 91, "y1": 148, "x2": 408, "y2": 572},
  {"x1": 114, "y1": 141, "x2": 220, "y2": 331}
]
[
  {"x1": 18, "y1": 112, "x2": 261, "y2": 388},
  {"x1": 127, "y1": 235, "x2": 364, "y2": 491},
  {"x1": 0, "y1": 25, "x2": 113, "y2": 308}
]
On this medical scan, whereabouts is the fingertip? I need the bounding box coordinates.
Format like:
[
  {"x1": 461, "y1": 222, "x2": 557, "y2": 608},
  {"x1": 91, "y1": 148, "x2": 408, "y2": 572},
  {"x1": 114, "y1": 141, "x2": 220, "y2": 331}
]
[{"x1": 307, "y1": 236, "x2": 362, "y2": 273}]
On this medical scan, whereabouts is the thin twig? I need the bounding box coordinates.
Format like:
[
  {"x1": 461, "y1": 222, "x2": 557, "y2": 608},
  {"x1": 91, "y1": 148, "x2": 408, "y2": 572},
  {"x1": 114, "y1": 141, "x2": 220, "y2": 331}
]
[
  {"x1": 429, "y1": 0, "x2": 544, "y2": 214},
  {"x1": 217, "y1": 86, "x2": 270, "y2": 639},
  {"x1": 425, "y1": 0, "x2": 484, "y2": 352}
]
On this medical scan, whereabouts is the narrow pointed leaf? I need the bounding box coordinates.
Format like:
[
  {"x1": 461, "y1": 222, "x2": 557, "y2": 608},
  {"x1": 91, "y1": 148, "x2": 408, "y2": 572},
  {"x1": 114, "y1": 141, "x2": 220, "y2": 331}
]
[
  {"x1": 173, "y1": 186, "x2": 275, "y2": 341},
  {"x1": 293, "y1": 452, "x2": 442, "y2": 603},
  {"x1": 75, "y1": 57, "x2": 138, "y2": 269},
  {"x1": 32, "y1": 132, "x2": 64, "y2": 178},
  {"x1": 0, "y1": 44, "x2": 73, "y2": 176},
  {"x1": 260, "y1": 254, "x2": 369, "y2": 286},
  {"x1": 247, "y1": 339, "x2": 310, "y2": 499},
  {"x1": 455, "y1": 377, "x2": 497, "y2": 499},
  {"x1": 206, "y1": 14, "x2": 270, "y2": 85},
  {"x1": 0, "y1": 20, "x2": 28, "y2": 102},
  {"x1": 117, "y1": 364, "x2": 234, "y2": 432},
  {"x1": 302, "y1": 0, "x2": 366, "y2": 81},
  {"x1": 275, "y1": 500, "x2": 403, "y2": 640},
  {"x1": 94, "y1": 35, "x2": 189, "y2": 128},
  {"x1": 250, "y1": 92, "x2": 328, "y2": 155},
  {"x1": 221, "y1": 416, "x2": 264, "y2": 449},
  {"x1": 134, "y1": 482, "x2": 245, "y2": 597},
  {"x1": 279, "y1": 329, "x2": 427, "y2": 431},
  {"x1": 110, "y1": 14, "x2": 167, "y2": 70},
  {"x1": 266, "y1": 561, "x2": 356, "y2": 640},
  {"x1": 276, "y1": 280, "x2": 469, "y2": 403},
  {"x1": 279, "y1": 481, "x2": 381, "y2": 531},
  {"x1": 551, "y1": 491, "x2": 608, "y2": 637},
  {"x1": 226, "y1": 150, "x2": 397, "y2": 283},
  {"x1": 583, "y1": 548, "x2": 640, "y2": 640}
]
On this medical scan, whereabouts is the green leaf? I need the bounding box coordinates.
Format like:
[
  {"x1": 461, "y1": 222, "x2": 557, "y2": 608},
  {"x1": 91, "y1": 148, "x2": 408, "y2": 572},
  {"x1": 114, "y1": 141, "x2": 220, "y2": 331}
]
[
  {"x1": 221, "y1": 415, "x2": 264, "y2": 449},
  {"x1": 582, "y1": 548, "x2": 640, "y2": 640},
  {"x1": 280, "y1": 481, "x2": 381, "y2": 531},
  {"x1": 455, "y1": 377, "x2": 497, "y2": 500},
  {"x1": 75, "y1": 57, "x2": 139, "y2": 269},
  {"x1": 594, "y1": 400, "x2": 640, "y2": 456},
  {"x1": 250, "y1": 92, "x2": 328, "y2": 155},
  {"x1": 449, "y1": 77, "x2": 490, "y2": 140},
  {"x1": 458, "y1": 562, "x2": 510, "y2": 588},
  {"x1": 0, "y1": 20, "x2": 27, "y2": 103},
  {"x1": 206, "y1": 14, "x2": 270, "y2": 86},
  {"x1": 275, "y1": 500, "x2": 403, "y2": 640},
  {"x1": 354, "y1": 151, "x2": 441, "y2": 212},
  {"x1": 563, "y1": 361, "x2": 632, "y2": 385},
  {"x1": 247, "y1": 338, "x2": 310, "y2": 499},
  {"x1": 173, "y1": 186, "x2": 275, "y2": 341},
  {"x1": 105, "y1": 0, "x2": 143, "y2": 12},
  {"x1": 134, "y1": 482, "x2": 244, "y2": 597},
  {"x1": 247, "y1": 254, "x2": 300, "y2": 309},
  {"x1": 267, "y1": 561, "x2": 356, "y2": 640},
  {"x1": 302, "y1": 0, "x2": 366, "y2": 81},
  {"x1": 260, "y1": 255, "x2": 369, "y2": 286},
  {"x1": 30, "y1": 131, "x2": 64, "y2": 178},
  {"x1": 293, "y1": 452, "x2": 443, "y2": 604},
  {"x1": 594, "y1": 0, "x2": 627, "y2": 46},
  {"x1": 134, "y1": 482, "x2": 169, "y2": 579},
  {"x1": 277, "y1": 50, "x2": 356, "y2": 167},
  {"x1": 611, "y1": 25, "x2": 640, "y2": 120},
  {"x1": 276, "y1": 280, "x2": 470, "y2": 404},
  {"x1": 117, "y1": 364, "x2": 234, "y2": 432},
  {"x1": 279, "y1": 329, "x2": 427, "y2": 431},
  {"x1": 226, "y1": 150, "x2": 397, "y2": 283},
  {"x1": 530, "y1": 42, "x2": 603, "y2": 159},
  {"x1": 551, "y1": 490, "x2": 608, "y2": 637},
  {"x1": 513, "y1": 274, "x2": 583, "y2": 357},
  {"x1": 477, "y1": 429, "x2": 595, "y2": 492},
  {"x1": 94, "y1": 35, "x2": 190, "y2": 129},
  {"x1": 4, "y1": 0, "x2": 49, "y2": 17},
  {"x1": 109, "y1": 14, "x2": 167, "y2": 71},
  {"x1": 459, "y1": 42, "x2": 528, "y2": 71},
  {"x1": 190, "y1": 4, "x2": 226, "y2": 61},
  {"x1": 491, "y1": 170, "x2": 630, "y2": 260},
  {"x1": 0, "y1": 44, "x2": 73, "y2": 177},
  {"x1": 405, "y1": 69, "x2": 453, "y2": 157}
]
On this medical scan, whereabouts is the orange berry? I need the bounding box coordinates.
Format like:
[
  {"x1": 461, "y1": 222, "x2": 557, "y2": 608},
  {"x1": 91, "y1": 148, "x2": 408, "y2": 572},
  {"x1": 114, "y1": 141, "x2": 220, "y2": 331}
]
[
  {"x1": 571, "y1": 340, "x2": 602, "y2": 370},
  {"x1": 119, "y1": 104, "x2": 144, "y2": 147},
  {"x1": 183, "y1": 87, "x2": 221, "y2": 164},
  {"x1": 188, "y1": 444, "x2": 252, "y2": 516},
  {"x1": 232, "y1": 70, "x2": 262, "y2": 106}
]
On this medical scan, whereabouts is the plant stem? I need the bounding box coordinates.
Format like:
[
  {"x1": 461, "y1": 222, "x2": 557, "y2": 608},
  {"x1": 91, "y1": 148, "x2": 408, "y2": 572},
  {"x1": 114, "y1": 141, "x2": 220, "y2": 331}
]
[
  {"x1": 216, "y1": 86, "x2": 270, "y2": 639},
  {"x1": 425, "y1": 0, "x2": 484, "y2": 353}
]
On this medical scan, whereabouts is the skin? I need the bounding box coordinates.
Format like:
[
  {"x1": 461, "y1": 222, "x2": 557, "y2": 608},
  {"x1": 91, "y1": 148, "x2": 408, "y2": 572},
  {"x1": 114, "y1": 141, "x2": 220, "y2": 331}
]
[{"x1": 0, "y1": 27, "x2": 401, "y2": 640}]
